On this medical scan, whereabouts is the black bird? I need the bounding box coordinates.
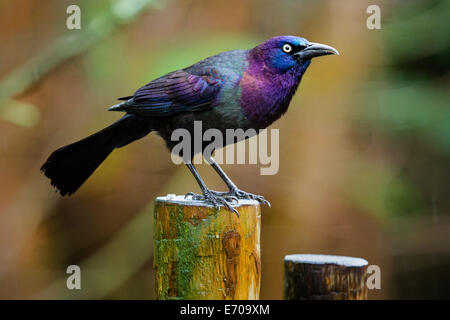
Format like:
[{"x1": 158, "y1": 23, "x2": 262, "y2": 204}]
[{"x1": 41, "y1": 36, "x2": 338, "y2": 213}]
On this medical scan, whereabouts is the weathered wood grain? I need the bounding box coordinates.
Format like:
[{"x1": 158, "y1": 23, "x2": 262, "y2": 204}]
[
  {"x1": 154, "y1": 195, "x2": 261, "y2": 300},
  {"x1": 284, "y1": 254, "x2": 368, "y2": 300}
]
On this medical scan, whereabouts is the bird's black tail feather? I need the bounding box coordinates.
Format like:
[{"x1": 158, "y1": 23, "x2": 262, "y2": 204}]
[{"x1": 41, "y1": 114, "x2": 152, "y2": 196}]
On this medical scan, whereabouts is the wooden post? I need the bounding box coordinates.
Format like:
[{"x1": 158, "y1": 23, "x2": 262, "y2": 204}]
[
  {"x1": 283, "y1": 254, "x2": 368, "y2": 300},
  {"x1": 154, "y1": 195, "x2": 261, "y2": 300}
]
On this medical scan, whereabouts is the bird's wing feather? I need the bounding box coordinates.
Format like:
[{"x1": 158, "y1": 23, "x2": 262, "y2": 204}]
[{"x1": 112, "y1": 70, "x2": 222, "y2": 116}]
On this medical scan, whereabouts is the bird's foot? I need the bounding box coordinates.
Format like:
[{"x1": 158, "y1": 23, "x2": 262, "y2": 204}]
[
  {"x1": 185, "y1": 190, "x2": 239, "y2": 216},
  {"x1": 225, "y1": 188, "x2": 271, "y2": 207}
]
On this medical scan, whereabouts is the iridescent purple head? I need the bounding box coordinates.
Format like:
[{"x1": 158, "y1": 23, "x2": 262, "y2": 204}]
[
  {"x1": 250, "y1": 35, "x2": 339, "y2": 75},
  {"x1": 240, "y1": 36, "x2": 339, "y2": 128}
]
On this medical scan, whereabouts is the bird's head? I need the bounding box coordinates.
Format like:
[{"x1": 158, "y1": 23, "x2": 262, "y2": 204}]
[{"x1": 250, "y1": 36, "x2": 339, "y2": 74}]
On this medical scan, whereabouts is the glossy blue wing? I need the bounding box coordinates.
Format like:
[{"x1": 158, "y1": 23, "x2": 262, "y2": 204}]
[{"x1": 115, "y1": 70, "x2": 221, "y2": 116}]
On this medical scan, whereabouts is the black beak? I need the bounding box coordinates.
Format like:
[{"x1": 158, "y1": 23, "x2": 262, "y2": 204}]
[{"x1": 296, "y1": 42, "x2": 339, "y2": 60}]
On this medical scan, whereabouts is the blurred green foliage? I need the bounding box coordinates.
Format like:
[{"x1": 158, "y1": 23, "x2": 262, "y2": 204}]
[
  {"x1": 0, "y1": 100, "x2": 40, "y2": 127},
  {"x1": 353, "y1": 0, "x2": 450, "y2": 220},
  {"x1": 347, "y1": 159, "x2": 425, "y2": 219},
  {"x1": 0, "y1": 0, "x2": 161, "y2": 126}
]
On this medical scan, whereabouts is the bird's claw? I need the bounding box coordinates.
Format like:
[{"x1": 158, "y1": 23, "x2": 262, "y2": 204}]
[
  {"x1": 185, "y1": 192, "x2": 203, "y2": 200},
  {"x1": 224, "y1": 195, "x2": 239, "y2": 203},
  {"x1": 184, "y1": 190, "x2": 239, "y2": 217},
  {"x1": 184, "y1": 188, "x2": 269, "y2": 216},
  {"x1": 226, "y1": 189, "x2": 271, "y2": 207}
]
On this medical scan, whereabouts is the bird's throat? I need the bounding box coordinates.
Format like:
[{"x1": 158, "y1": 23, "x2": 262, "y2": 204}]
[{"x1": 239, "y1": 65, "x2": 304, "y2": 128}]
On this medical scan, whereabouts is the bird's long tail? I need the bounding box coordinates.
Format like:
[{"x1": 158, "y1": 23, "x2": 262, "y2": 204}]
[{"x1": 41, "y1": 114, "x2": 152, "y2": 196}]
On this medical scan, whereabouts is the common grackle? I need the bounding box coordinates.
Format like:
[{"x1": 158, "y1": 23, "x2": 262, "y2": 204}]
[{"x1": 41, "y1": 36, "x2": 338, "y2": 214}]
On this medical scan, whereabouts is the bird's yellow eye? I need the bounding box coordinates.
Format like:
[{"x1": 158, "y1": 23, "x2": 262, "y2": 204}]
[{"x1": 282, "y1": 44, "x2": 292, "y2": 53}]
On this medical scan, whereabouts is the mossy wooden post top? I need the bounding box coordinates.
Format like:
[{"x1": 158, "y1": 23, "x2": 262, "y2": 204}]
[
  {"x1": 154, "y1": 194, "x2": 261, "y2": 300},
  {"x1": 155, "y1": 194, "x2": 260, "y2": 207},
  {"x1": 284, "y1": 253, "x2": 369, "y2": 300}
]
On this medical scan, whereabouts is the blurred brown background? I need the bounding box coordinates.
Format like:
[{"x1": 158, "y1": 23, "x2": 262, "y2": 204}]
[{"x1": 0, "y1": 0, "x2": 449, "y2": 299}]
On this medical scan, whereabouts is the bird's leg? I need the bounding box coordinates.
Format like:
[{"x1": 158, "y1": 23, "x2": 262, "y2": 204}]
[
  {"x1": 185, "y1": 163, "x2": 239, "y2": 216},
  {"x1": 207, "y1": 157, "x2": 270, "y2": 207}
]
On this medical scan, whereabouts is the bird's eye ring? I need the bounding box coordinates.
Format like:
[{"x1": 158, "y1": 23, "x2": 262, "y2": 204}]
[{"x1": 282, "y1": 44, "x2": 292, "y2": 53}]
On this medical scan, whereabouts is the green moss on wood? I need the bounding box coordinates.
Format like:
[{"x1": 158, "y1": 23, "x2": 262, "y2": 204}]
[{"x1": 154, "y1": 198, "x2": 261, "y2": 300}]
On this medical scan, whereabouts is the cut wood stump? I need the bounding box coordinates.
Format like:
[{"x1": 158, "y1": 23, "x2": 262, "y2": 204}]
[
  {"x1": 284, "y1": 254, "x2": 368, "y2": 300},
  {"x1": 154, "y1": 195, "x2": 261, "y2": 300}
]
